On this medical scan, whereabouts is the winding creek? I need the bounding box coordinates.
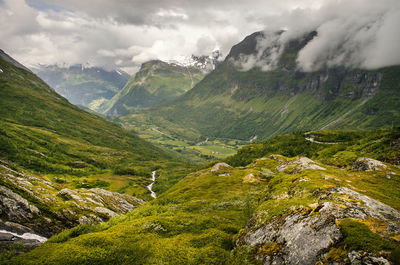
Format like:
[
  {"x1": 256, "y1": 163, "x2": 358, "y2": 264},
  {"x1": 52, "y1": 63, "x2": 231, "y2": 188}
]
[{"x1": 146, "y1": 170, "x2": 157, "y2": 198}]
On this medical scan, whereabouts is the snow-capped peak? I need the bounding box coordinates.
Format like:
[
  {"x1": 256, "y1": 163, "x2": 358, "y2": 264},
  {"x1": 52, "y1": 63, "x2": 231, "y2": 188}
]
[{"x1": 168, "y1": 50, "x2": 222, "y2": 73}]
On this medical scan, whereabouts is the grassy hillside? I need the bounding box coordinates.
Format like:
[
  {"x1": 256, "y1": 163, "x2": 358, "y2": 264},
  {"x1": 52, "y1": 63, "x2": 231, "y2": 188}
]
[
  {"x1": 226, "y1": 128, "x2": 400, "y2": 168},
  {"x1": 0, "y1": 53, "x2": 191, "y2": 200},
  {"x1": 33, "y1": 65, "x2": 130, "y2": 112},
  {"x1": 9, "y1": 128, "x2": 400, "y2": 264},
  {"x1": 104, "y1": 60, "x2": 205, "y2": 116}
]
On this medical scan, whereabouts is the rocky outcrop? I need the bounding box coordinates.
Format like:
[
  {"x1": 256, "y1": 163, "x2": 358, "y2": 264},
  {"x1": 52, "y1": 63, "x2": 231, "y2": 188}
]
[
  {"x1": 211, "y1": 162, "x2": 231, "y2": 172},
  {"x1": 273, "y1": 156, "x2": 326, "y2": 173},
  {"x1": 0, "y1": 187, "x2": 40, "y2": 221},
  {"x1": 238, "y1": 187, "x2": 400, "y2": 265},
  {"x1": 352, "y1": 157, "x2": 388, "y2": 171},
  {"x1": 0, "y1": 160, "x2": 144, "y2": 252},
  {"x1": 243, "y1": 173, "x2": 257, "y2": 183},
  {"x1": 211, "y1": 162, "x2": 232, "y2": 176}
]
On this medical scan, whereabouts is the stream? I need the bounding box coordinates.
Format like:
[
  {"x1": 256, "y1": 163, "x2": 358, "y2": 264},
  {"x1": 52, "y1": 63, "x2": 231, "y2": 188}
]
[
  {"x1": 0, "y1": 229, "x2": 47, "y2": 243},
  {"x1": 146, "y1": 170, "x2": 157, "y2": 198}
]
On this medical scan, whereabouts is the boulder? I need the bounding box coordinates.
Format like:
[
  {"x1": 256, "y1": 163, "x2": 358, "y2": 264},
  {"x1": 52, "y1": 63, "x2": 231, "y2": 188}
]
[
  {"x1": 352, "y1": 157, "x2": 387, "y2": 171},
  {"x1": 94, "y1": 207, "x2": 117, "y2": 218},
  {"x1": 0, "y1": 186, "x2": 40, "y2": 221},
  {"x1": 276, "y1": 156, "x2": 326, "y2": 174},
  {"x1": 58, "y1": 188, "x2": 84, "y2": 202},
  {"x1": 211, "y1": 162, "x2": 231, "y2": 172},
  {"x1": 239, "y1": 187, "x2": 400, "y2": 265}
]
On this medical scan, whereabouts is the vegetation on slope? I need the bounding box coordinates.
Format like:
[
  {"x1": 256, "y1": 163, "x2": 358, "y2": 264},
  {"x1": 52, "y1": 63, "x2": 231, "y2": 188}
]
[
  {"x1": 104, "y1": 60, "x2": 205, "y2": 116},
  {"x1": 9, "y1": 148, "x2": 400, "y2": 264},
  {"x1": 225, "y1": 127, "x2": 400, "y2": 168},
  {"x1": 0, "y1": 53, "x2": 191, "y2": 200},
  {"x1": 118, "y1": 32, "x2": 400, "y2": 142}
]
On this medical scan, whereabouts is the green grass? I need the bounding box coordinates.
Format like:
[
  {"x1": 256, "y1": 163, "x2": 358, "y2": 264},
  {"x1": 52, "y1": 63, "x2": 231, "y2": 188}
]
[
  {"x1": 9, "y1": 150, "x2": 400, "y2": 264},
  {"x1": 104, "y1": 60, "x2": 205, "y2": 115},
  {"x1": 0, "y1": 55, "x2": 193, "y2": 201},
  {"x1": 114, "y1": 33, "x2": 400, "y2": 142},
  {"x1": 225, "y1": 128, "x2": 400, "y2": 168}
]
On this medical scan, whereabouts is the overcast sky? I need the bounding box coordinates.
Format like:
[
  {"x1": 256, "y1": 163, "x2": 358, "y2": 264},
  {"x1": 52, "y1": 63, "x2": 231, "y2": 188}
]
[{"x1": 0, "y1": 0, "x2": 399, "y2": 74}]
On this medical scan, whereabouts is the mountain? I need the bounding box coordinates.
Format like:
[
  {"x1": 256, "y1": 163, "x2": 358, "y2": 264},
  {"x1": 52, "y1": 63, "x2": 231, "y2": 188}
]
[
  {"x1": 119, "y1": 31, "x2": 400, "y2": 142},
  {"x1": 103, "y1": 59, "x2": 207, "y2": 116},
  {"x1": 33, "y1": 64, "x2": 130, "y2": 112},
  {"x1": 170, "y1": 50, "x2": 223, "y2": 72},
  {"x1": 10, "y1": 128, "x2": 400, "y2": 264},
  {"x1": 0, "y1": 50, "x2": 191, "y2": 251}
]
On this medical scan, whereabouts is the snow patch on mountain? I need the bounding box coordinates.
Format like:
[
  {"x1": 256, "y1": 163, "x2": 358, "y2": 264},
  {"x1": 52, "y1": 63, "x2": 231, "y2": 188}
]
[{"x1": 169, "y1": 50, "x2": 222, "y2": 73}]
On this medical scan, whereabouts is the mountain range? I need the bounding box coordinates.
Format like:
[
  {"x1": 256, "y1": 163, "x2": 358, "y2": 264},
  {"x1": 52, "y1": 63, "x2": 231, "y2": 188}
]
[
  {"x1": 103, "y1": 60, "x2": 206, "y2": 116},
  {"x1": 33, "y1": 64, "x2": 130, "y2": 112},
  {"x1": 0, "y1": 28, "x2": 399, "y2": 265},
  {"x1": 0, "y1": 50, "x2": 192, "y2": 253},
  {"x1": 116, "y1": 31, "x2": 400, "y2": 143}
]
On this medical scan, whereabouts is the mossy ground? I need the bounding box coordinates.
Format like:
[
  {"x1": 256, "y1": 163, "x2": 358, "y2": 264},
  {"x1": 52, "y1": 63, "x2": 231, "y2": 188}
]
[{"x1": 9, "y1": 152, "x2": 400, "y2": 264}]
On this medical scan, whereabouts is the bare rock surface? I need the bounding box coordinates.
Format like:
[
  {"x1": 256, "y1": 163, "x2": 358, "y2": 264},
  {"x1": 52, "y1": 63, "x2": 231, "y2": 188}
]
[
  {"x1": 239, "y1": 187, "x2": 400, "y2": 265},
  {"x1": 0, "y1": 159, "x2": 144, "y2": 252},
  {"x1": 352, "y1": 157, "x2": 388, "y2": 171},
  {"x1": 211, "y1": 162, "x2": 231, "y2": 172},
  {"x1": 275, "y1": 156, "x2": 326, "y2": 173}
]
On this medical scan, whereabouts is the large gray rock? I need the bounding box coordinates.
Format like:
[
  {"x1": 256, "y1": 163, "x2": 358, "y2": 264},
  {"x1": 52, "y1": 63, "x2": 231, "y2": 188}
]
[
  {"x1": 276, "y1": 156, "x2": 326, "y2": 174},
  {"x1": 94, "y1": 207, "x2": 117, "y2": 218},
  {"x1": 239, "y1": 187, "x2": 400, "y2": 265},
  {"x1": 59, "y1": 188, "x2": 84, "y2": 202},
  {"x1": 211, "y1": 162, "x2": 232, "y2": 172},
  {"x1": 352, "y1": 157, "x2": 387, "y2": 171},
  {"x1": 0, "y1": 186, "x2": 40, "y2": 221}
]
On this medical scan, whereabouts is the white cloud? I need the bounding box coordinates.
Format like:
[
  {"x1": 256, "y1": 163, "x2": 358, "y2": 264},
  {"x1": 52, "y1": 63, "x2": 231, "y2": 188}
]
[
  {"x1": 1, "y1": 0, "x2": 399, "y2": 74},
  {"x1": 238, "y1": 0, "x2": 400, "y2": 71}
]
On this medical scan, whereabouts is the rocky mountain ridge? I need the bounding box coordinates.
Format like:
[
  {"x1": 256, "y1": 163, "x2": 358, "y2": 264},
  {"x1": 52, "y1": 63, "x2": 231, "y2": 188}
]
[
  {"x1": 104, "y1": 59, "x2": 207, "y2": 116},
  {"x1": 119, "y1": 31, "x2": 400, "y2": 142}
]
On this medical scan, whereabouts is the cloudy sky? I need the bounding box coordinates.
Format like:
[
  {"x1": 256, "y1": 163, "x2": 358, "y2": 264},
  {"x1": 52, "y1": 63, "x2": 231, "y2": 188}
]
[{"x1": 0, "y1": 0, "x2": 399, "y2": 74}]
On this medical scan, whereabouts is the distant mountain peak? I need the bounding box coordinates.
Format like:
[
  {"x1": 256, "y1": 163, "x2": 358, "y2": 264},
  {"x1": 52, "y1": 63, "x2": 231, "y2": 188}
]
[
  {"x1": 167, "y1": 50, "x2": 223, "y2": 73},
  {"x1": 32, "y1": 64, "x2": 130, "y2": 112}
]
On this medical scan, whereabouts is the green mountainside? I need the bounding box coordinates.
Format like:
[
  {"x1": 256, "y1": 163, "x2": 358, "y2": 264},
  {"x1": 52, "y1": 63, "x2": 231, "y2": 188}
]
[
  {"x1": 9, "y1": 128, "x2": 400, "y2": 264},
  {"x1": 104, "y1": 60, "x2": 206, "y2": 116},
  {"x1": 119, "y1": 31, "x2": 400, "y2": 142},
  {"x1": 33, "y1": 64, "x2": 130, "y2": 112},
  {"x1": 0, "y1": 51, "x2": 193, "y2": 250}
]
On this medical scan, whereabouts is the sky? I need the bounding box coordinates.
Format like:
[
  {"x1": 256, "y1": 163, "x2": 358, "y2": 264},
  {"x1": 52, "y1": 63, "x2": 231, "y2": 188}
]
[{"x1": 0, "y1": 0, "x2": 399, "y2": 74}]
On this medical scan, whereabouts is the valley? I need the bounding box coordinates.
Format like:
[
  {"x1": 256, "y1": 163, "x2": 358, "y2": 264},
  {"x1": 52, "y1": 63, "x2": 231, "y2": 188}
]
[{"x1": 0, "y1": 1, "x2": 400, "y2": 263}]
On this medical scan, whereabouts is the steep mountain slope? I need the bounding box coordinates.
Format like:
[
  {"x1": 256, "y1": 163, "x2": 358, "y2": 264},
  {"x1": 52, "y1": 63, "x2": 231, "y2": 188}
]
[
  {"x1": 10, "y1": 129, "x2": 400, "y2": 264},
  {"x1": 33, "y1": 64, "x2": 130, "y2": 112},
  {"x1": 0, "y1": 51, "x2": 192, "y2": 249},
  {"x1": 104, "y1": 60, "x2": 206, "y2": 116},
  {"x1": 120, "y1": 31, "x2": 400, "y2": 141}
]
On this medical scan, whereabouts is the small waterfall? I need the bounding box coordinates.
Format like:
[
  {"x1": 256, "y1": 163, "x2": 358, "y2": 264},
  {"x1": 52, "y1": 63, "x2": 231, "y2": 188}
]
[{"x1": 146, "y1": 170, "x2": 157, "y2": 198}]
